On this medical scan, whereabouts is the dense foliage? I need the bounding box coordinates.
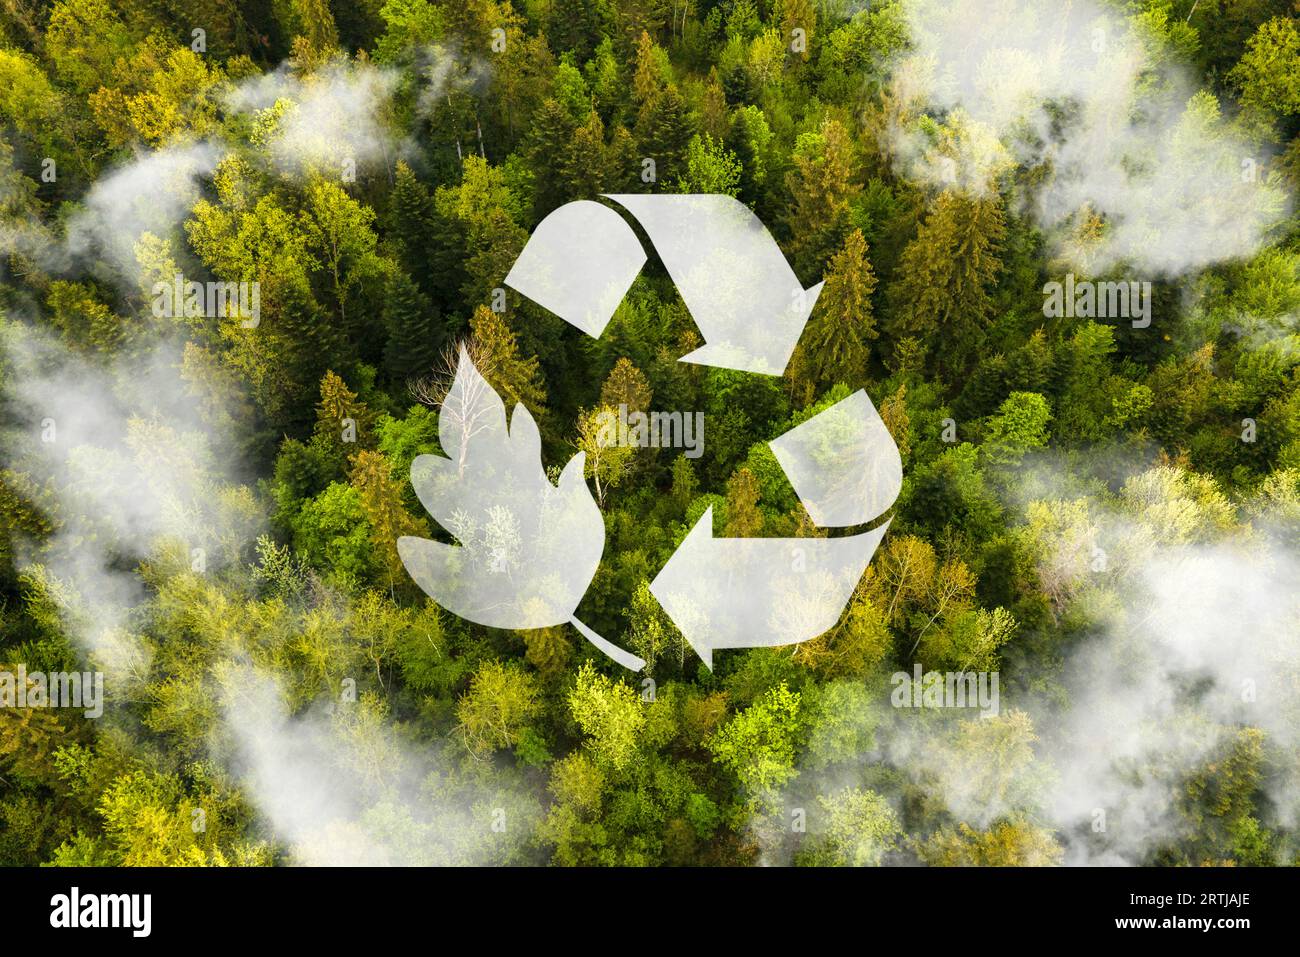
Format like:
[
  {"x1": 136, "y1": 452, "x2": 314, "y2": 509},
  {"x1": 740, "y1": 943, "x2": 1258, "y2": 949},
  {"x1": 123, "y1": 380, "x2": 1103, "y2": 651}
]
[{"x1": 1, "y1": 0, "x2": 1299, "y2": 866}]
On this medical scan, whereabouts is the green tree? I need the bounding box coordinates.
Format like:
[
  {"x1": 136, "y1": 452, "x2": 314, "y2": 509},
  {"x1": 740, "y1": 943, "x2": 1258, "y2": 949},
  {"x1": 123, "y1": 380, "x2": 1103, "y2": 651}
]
[
  {"x1": 636, "y1": 86, "x2": 694, "y2": 186},
  {"x1": 786, "y1": 228, "x2": 877, "y2": 404},
  {"x1": 567, "y1": 661, "x2": 645, "y2": 771},
  {"x1": 919, "y1": 819, "x2": 1062, "y2": 866},
  {"x1": 469, "y1": 305, "x2": 547, "y2": 415},
  {"x1": 291, "y1": 0, "x2": 340, "y2": 59},
  {"x1": 575, "y1": 406, "x2": 635, "y2": 506},
  {"x1": 1229, "y1": 16, "x2": 1300, "y2": 117},
  {"x1": 600, "y1": 357, "x2": 653, "y2": 413},
  {"x1": 674, "y1": 134, "x2": 743, "y2": 196},
  {"x1": 980, "y1": 392, "x2": 1052, "y2": 465},
  {"x1": 46, "y1": 281, "x2": 125, "y2": 354},
  {"x1": 528, "y1": 98, "x2": 578, "y2": 216},
  {"x1": 784, "y1": 118, "x2": 861, "y2": 276},
  {"x1": 387, "y1": 161, "x2": 442, "y2": 297},
  {"x1": 302, "y1": 179, "x2": 388, "y2": 342},
  {"x1": 546, "y1": 0, "x2": 603, "y2": 62},
  {"x1": 724, "y1": 467, "x2": 763, "y2": 537},
  {"x1": 456, "y1": 660, "x2": 540, "y2": 758},
  {"x1": 888, "y1": 190, "x2": 1006, "y2": 374},
  {"x1": 707, "y1": 683, "x2": 802, "y2": 797},
  {"x1": 797, "y1": 787, "x2": 900, "y2": 866},
  {"x1": 348, "y1": 449, "x2": 429, "y2": 590},
  {"x1": 292, "y1": 482, "x2": 378, "y2": 582},
  {"x1": 383, "y1": 269, "x2": 442, "y2": 383}
]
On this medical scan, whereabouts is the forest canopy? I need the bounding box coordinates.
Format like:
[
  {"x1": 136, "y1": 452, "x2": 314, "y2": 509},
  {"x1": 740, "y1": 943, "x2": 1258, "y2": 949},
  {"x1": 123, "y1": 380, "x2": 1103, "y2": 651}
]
[{"x1": 0, "y1": 0, "x2": 1299, "y2": 867}]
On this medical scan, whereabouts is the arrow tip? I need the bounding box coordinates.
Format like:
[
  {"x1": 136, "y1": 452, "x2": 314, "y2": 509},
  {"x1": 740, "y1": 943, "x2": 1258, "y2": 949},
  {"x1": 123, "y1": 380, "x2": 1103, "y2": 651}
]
[
  {"x1": 798, "y1": 281, "x2": 825, "y2": 320},
  {"x1": 678, "y1": 343, "x2": 787, "y2": 376},
  {"x1": 674, "y1": 280, "x2": 825, "y2": 375},
  {"x1": 651, "y1": 507, "x2": 717, "y2": 670}
]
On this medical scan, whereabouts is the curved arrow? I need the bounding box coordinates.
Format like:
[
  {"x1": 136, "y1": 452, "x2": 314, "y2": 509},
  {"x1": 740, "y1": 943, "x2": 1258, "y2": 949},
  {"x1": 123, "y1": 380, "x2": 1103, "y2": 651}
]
[
  {"x1": 768, "y1": 389, "x2": 902, "y2": 527},
  {"x1": 649, "y1": 507, "x2": 891, "y2": 670},
  {"x1": 503, "y1": 200, "x2": 646, "y2": 337},
  {"x1": 604, "y1": 194, "x2": 822, "y2": 375}
]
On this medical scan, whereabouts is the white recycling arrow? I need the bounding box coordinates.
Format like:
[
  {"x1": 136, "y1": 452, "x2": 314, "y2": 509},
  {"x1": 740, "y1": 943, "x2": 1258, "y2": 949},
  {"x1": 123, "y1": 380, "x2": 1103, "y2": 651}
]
[
  {"x1": 504, "y1": 195, "x2": 821, "y2": 375},
  {"x1": 768, "y1": 390, "x2": 902, "y2": 527},
  {"x1": 503, "y1": 200, "x2": 646, "y2": 338},
  {"x1": 604, "y1": 194, "x2": 822, "y2": 375},
  {"x1": 649, "y1": 389, "x2": 899, "y2": 669},
  {"x1": 650, "y1": 508, "x2": 891, "y2": 670}
]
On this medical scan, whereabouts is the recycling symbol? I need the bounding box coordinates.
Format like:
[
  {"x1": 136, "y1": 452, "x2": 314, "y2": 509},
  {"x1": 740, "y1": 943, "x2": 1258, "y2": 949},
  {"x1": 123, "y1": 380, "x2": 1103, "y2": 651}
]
[{"x1": 398, "y1": 195, "x2": 901, "y2": 672}]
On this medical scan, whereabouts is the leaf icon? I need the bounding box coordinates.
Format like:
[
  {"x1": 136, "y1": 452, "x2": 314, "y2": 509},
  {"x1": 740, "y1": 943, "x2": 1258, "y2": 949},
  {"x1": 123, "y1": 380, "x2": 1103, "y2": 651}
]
[{"x1": 398, "y1": 349, "x2": 644, "y2": 670}]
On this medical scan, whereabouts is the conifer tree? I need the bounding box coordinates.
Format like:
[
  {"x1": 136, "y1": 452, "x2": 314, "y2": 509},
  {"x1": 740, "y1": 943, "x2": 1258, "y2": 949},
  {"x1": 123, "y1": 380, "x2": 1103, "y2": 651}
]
[
  {"x1": 528, "y1": 98, "x2": 578, "y2": 216},
  {"x1": 787, "y1": 228, "x2": 877, "y2": 403},
  {"x1": 314, "y1": 370, "x2": 376, "y2": 460},
  {"x1": 388, "y1": 162, "x2": 439, "y2": 295},
  {"x1": 469, "y1": 305, "x2": 547, "y2": 415},
  {"x1": 383, "y1": 269, "x2": 442, "y2": 384},
  {"x1": 348, "y1": 449, "x2": 429, "y2": 590},
  {"x1": 605, "y1": 125, "x2": 641, "y2": 192},
  {"x1": 724, "y1": 467, "x2": 763, "y2": 537},
  {"x1": 600, "y1": 357, "x2": 653, "y2": 413},
  {"x1": 636, "y1": 86, "x2": 693, "y2": 187},
  {"x1": 569, "y1": 110, "x2": 607, "y2": 200},
  {"x1": 784, "y1": 118, "x2": 861, "y2": 276},
  {"x1": 670, "y1": 454, "x2": 699, "y2": 514},
  {"x1": 887, "y1": 190, "x2": 1006, "y2": 375},
  {"x1": 546, "y1": 0, "x2": 602, "y2": 63}
]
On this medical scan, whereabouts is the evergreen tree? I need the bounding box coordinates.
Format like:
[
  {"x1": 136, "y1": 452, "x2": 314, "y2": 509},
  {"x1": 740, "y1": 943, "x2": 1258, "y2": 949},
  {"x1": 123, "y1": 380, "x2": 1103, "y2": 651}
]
[
  {"x1": 348, "y1": 449, "x2": 429, "y2": 590},
  {"x1": 314, "y1": 370, "x2": 377, "y2": 463},
  {"x1": 724, "y1": 467, "x2": 763, "y2": 537},
  {"x1": 388, "y1": 162, "x2": 440, "y2": 296},
  {"x1": 787, "y1": 228, "x2": 878, "y2": 404},
  {"x1": 528, "y1": 98, "x2": 578, "y2": 216},
  {"x1": 887, "y1": 190, "x2": 1006, "y2": 375},
  {"x1": 383, "y1": 269, "x2": 442, "y2": 384},
  {"x1": 605, "y1": 124, "x2": 641, "y2": 191},
  {"x1": 784, "y1": 118, "x2": 861, "y2": 276},
  {"x1": 546, "y1": 0, "x2": 603, "y2": 63},
  {"x1": 569, "y1": 110, "x2": 608, "y2": 200},
  {"x1": 600, "y1": 357, "x2": 653, "y2": 413},
  {"x1": 469, "y1": 305, "x2": 547, "y2": 415},
  {"x1": 635, "y1": 86, "x2": 693, "y2": 187}
]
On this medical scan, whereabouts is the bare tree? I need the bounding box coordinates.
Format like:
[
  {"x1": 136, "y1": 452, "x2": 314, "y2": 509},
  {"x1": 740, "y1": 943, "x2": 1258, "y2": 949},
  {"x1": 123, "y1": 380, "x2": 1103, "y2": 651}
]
[{"x1": 408, "y1": 337, "x2": 500, "y2": 477}]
